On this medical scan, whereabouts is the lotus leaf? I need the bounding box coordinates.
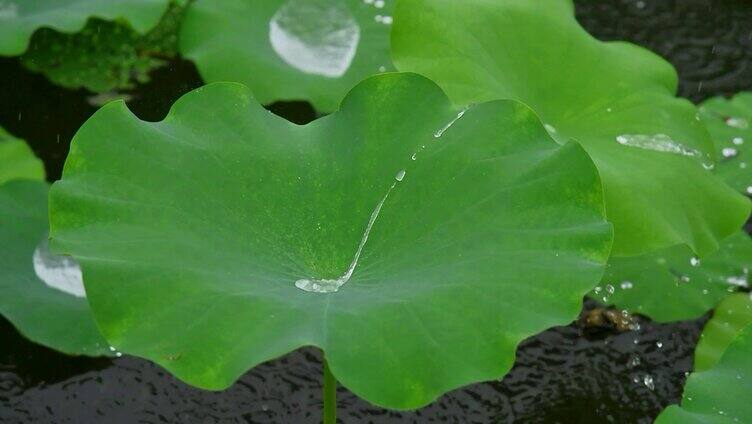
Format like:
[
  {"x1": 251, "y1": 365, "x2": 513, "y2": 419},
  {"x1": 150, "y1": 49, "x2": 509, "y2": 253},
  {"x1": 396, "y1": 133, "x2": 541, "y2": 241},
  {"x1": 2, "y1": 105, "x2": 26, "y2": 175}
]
[{"x1": 49, "y1": 74, "x2": 612, "y2": 408}]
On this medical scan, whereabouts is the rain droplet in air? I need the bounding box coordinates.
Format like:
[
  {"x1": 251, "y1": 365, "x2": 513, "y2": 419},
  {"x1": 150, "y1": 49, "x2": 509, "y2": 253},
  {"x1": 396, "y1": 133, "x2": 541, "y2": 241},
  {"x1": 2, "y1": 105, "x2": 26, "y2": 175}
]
[
  {"x1": 269, "y1": 0, "x2": 360, "y2": 78},
  {"x1": 32, "y1": 238, "x2": 86, "y2": 298}
]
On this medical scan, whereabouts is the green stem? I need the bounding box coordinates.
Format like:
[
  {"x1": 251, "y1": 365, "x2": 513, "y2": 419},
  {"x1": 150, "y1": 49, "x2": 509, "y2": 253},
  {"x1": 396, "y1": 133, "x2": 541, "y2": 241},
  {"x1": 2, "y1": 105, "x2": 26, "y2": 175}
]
[{"x1": 323, "y1": 358, "x2": 337, "y2": 424}]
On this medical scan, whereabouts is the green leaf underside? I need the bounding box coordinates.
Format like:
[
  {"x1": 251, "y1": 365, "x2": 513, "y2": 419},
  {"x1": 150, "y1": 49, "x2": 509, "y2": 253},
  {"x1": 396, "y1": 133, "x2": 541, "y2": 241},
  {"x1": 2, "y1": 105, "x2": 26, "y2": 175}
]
[
  {"x1": 694, "y1": 293, "x2": 752, "y2": 372},
  {"x1": 655, "y1": 321, "x2": 752, "y2": 424},
  {"x1": 0, "y1": 180, "x2": 110, "y2": 356},
  {"x1": 593, "y1": 231, "x2": 752, "y2": 322},
  {"x1": 50, "y1": 74, "x2": 612, "y2": 408},
  {"x1": 19, "y1": 1, "x2": 185, "y2": 92},
  {"x1": 0, "y1": 0, "x2": 177, "y2": 56},
  {"x1": 0, "y1": 127, "x2": 45, "y2": 184},
  {"x1": 392, "y1": 0, "x2": 750, "y2": 257},
  {"x1": 179, "y1": 0, "x2": 394, "y2": 113},
  {"x1": 699, "y1": 93, "x2": 752, "y2": 195}
]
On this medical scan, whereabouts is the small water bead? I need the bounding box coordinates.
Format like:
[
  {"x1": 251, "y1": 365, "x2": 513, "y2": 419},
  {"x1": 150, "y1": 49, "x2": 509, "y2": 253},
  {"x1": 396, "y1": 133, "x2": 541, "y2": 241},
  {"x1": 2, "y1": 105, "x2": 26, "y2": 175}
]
[
  {"x1": 703, "y1": 289, "x2": 709, "y2": 295},
  {"x1": 722, "y1": 147, "x2": 738, "y2": 158},
  {"x1": 726, "y1": 117, "x2": 750, "y2": 129},
  {"x1": 656, "y1": 341, "x2": 663, "y2": 348},
  {"x1": 269, "y1": 0, "x2": 360, "y2": 78},
  {"x1": 620, "y1": 281, "x2": 634, "y2": 290},
  {"x1": 746, "y1": 186, "x2": 752, "y2": 194},
  {"x1": 605, "y1": 284, "x2": 615, "y2": 295},
  {"x1": 679, "y1": 275, "x2": 691, "y2": 284},
  {"x1": 544, "y1": 123, "x2": 557, "y2": 134},
  {"x1": 690, "y1": 256, "x2": 701, "y2": 267},
  {"x1": 732, "y1": 137, "x2": 744, "y2": 145},
  {"x1": 629, "y1": 356, "x2": 641, "y2": 367},
  {"x1": 395, "y1": 169, "x2": 406, "y2": 182},
  {"x1": 411, "y1": 153, "x2": 417, "y2": 160},
  {"x1": 726, "y1": 274, "x2": 749, "y2": 288},
  {"x1": 378, "y1": 65, "x2": 386, "y2": 72},
  {"x1": 374, "y1": 0, "x2": 385, "y2": 7},
  {"x1": 32, "y1": 238, "x2": 86, "y2": 298},
  {"x1": 374, "y1": 15, "x2": 393, "y2": 24},
  {"x1": 593, "y1": 286, "x2": 602, "y2": 295},
  {"x1": 741, "y1": 162, "x2": 748, "y2": 169},
  {"x1": 702, "y1": 162, "x2": 716, "y2": 171}
]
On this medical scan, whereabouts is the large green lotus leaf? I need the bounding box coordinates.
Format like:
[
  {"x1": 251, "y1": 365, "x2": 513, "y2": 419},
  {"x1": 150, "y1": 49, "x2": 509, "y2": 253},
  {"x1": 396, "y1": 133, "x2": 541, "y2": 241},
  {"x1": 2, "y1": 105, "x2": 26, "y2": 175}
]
[
  {"x1": 655, "y1": 321, "x2": 752, "y2": 424},
  {"x1": 20, "y1": 2, "x2": 184, "y2": 92},
  {"x1": 49, "y1": 74, "x2": 612, "y2": 408},
  {"x1": 592, "y1": 231, "x2": 752, "y2": 322},
  {"x1": 694, "y1": 293, "x2": 752, "y2": 372},
  {"x1": 179, "y1": 0, "x2": 394, "y2": 113},
  {"x1": 0, "y1": 127, "x2": 45, "y2": 184},
  {"x1": 0, "y1": 0, "x2": 177, "y2": 56},
  {"x1": 392, "y1": 0, "x2": 750, "y2": 257},
  {"x1": 699, "y1": 93, "x2": 752, "y2": 195},
  {"x1": 0, "y1": 180, "x2": 111, "y2": 356}
]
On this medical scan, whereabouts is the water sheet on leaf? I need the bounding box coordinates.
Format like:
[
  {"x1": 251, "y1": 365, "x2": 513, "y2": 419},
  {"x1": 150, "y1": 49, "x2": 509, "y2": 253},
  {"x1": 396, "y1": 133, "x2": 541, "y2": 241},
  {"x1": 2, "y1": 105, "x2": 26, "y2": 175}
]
[
  {"x1": 594, "y1": 231, "x2": 752, "y2": 322},
  {"x1": 699, "y1": 92, "x2": 752, "y2": 196},
  {"x1": 0, "y1": 180, "x2": 110, "y2": 356},
  {"x1": 655, "y1": 320, "x2": 752, "y2": 423},
  {"x1": 0, "y1": 127, "x2": 44, "y2": 184},
  {"x1": 179, "y1": 0, "x2": 394, "y2": 113},
  {"x1": 0, "y1": 0, "x2": 177, "y2": 56},
  {"x1": 392, "y1": 0, "x2": 750, "y2": 257},
  {"x1": 49, "y1": 73, "x2": 612, "y2": 408}
]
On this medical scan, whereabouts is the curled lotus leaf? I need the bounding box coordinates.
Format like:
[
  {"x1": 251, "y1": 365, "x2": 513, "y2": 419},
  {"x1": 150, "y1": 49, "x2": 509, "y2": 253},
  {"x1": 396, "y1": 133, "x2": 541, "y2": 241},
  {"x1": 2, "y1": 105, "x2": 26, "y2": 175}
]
[{"x1": 392, "y1": 0, "x2": 750, "y2": 257}]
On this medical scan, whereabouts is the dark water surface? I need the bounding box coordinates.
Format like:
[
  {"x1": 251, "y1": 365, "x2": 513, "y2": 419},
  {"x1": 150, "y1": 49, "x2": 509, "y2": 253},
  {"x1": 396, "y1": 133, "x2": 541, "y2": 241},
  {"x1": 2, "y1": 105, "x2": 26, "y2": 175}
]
[{"x1": 1, "y1": 0, "x2": 751, "y2": 422}]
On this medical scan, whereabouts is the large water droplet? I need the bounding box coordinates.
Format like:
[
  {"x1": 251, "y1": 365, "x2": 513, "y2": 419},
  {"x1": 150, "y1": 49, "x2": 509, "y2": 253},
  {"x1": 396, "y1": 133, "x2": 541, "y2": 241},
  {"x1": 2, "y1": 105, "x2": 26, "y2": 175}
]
[
  {"x1": 269, "y1": 0, "x2": 360, "y2": 78},
  {"x1": 615, "y1": 134, "x2": 701, "y2": 157},
  {"x1": 32, "y1": 238, "x2": 86, "y2": 298},
  {"x1": 434, "y1": 105, "x2": 471, "y2": 138},
  {"x1": 295, "y1": 178, "x2": 399, "y2": 293}
]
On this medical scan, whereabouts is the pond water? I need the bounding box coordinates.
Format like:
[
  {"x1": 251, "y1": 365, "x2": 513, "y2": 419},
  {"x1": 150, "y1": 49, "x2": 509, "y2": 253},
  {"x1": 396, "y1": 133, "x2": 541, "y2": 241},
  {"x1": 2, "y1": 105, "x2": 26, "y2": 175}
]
[{"x1": 1, "y1": 0, "x2": 751, "y2": 422}]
